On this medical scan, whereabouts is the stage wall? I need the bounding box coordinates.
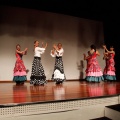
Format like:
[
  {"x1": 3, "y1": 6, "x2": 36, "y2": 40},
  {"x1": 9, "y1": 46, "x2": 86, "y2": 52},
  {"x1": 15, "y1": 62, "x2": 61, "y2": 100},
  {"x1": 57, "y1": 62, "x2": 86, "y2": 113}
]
[{"x1": 0, "y1": 6, "x2": 104, "y2": 81}]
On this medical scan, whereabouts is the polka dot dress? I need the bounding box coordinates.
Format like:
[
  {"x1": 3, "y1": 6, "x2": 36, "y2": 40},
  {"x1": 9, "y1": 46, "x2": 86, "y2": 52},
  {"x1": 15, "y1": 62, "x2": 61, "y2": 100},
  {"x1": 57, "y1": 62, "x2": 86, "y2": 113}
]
[{"x1": 30, "y1": 57, "x2": 46, "y2": 85}]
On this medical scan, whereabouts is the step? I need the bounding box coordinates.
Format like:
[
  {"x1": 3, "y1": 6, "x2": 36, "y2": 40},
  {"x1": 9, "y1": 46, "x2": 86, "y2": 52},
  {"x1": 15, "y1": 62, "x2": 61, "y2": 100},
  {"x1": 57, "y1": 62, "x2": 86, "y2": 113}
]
[
  {"x1": 90, "y1": 116, "x2": 112, "y2": 120},
  {"x1": 106, "y1": 104, "x2": 120, "y2": 112},
  {"x1": 105, "y1": 104, "x2": 120, "y2": 120}
]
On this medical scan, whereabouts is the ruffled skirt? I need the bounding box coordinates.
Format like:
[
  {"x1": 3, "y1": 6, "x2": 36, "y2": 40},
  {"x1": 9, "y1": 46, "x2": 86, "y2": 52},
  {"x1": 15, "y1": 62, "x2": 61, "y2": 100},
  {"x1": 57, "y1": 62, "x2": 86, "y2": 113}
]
[
  {"x1": 30, "y1": 57, "x2": 46, "y2": 85},
  {"x1": 13, "y1": 59, "x2": 27, "y2": 82},
  {"x1": 52, "y1": 57, "x2": 65, "y2": 83}
]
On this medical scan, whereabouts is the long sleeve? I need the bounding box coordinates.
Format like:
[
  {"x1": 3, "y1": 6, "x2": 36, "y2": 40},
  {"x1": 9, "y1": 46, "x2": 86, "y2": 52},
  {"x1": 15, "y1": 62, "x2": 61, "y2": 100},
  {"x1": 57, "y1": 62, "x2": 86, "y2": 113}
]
[
  {"x1": 56, "y1": 48, "x2": 64, "y2": 57},
  {"x1": 34, "y1": 47, "x2": 45, "y2": 57},
  {"x1": 50, "y1": 48, "x2": 64, "y2": 57},
  {"x1": 37, "y1": 47, "x2": 45, "y2": 54},
  {"x1": 50, "y1": 50, "x2": 56, "y2": 57}
]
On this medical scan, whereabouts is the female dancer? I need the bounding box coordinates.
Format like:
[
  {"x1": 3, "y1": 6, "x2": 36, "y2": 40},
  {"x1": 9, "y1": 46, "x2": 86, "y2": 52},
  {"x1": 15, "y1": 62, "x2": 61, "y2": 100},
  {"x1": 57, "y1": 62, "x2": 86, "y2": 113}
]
[
  {"x1": 30, "y1": 40, "x2": 47, "y2": 85},
  {"x1": 13, "y1": 44, "x2": 28, "y2": 85},
  {"x1": 103, "y1": 50, "x2": 109, "y2": 80},
  {"x1": 85, "y1": 44, "x2": 104, "y2": 82},
  {"x1": 51, "y1": 43, "x2": 66, "y2": 84},
  {"x1": 103, "y1": 45, "x2": 116, "y2": 81}
]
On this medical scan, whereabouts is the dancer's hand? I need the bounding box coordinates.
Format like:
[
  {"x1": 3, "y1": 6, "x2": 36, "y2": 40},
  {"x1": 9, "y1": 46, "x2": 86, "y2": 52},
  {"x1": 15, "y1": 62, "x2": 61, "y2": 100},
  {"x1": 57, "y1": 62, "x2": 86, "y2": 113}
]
[
  {"x1": 41, "y1": 42, "x2": 44, "y2": 47},
  {"x1": 22, "y1": 51, "x2": 25, "y2": 55},
  {"x1": 51, "y1": 50, "x2": 54, "y2": 55},
  {"x1": 25, "y1": 48, "x2": 28, "y2": 51},
  {"x1": 53, "y1": 44, "x2": 56, "y2": 49},
  {"x1": 45, "y1": 43, "x2": 48, "y2": 48},
  {"x1": 23, "y1": 48, "x2": 28, "y2": 55},
  {"x1": 102, "y1": 45, "x2": 106, "y2": 49}
]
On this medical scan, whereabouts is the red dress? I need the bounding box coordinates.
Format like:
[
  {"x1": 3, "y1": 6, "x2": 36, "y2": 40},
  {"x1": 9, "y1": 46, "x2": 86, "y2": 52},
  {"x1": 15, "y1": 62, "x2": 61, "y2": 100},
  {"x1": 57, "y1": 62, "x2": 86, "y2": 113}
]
[
  {"x1": 85, "y1": 52, "x2": 104, "y2": 82},
  {"x1": 103, "y1": 53, "x2": 116, "y2": 80},
  {"x1": 13, "y1": 53, "x2": 27, "y2": 82},
  {"x1": 107, "y1": 53, "x2": 115, "y2": 73}
]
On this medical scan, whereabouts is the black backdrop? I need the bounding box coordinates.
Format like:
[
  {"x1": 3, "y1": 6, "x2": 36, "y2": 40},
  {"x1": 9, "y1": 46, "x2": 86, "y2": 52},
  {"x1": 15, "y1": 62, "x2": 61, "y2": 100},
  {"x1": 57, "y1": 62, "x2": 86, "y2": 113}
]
[{"x1": 104, "y1": 13, "x2": 120, "y2": 81}]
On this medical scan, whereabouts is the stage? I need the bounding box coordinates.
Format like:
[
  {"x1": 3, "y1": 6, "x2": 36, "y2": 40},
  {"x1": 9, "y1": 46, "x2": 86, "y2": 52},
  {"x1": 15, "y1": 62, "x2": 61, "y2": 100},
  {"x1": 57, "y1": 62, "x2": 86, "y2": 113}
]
[
  {"x1": 0, "y1": 80, "x2": 120, "y2": 119},
  {"x1": 0, "y1": 80, "x2": 120, "y2": 106}
]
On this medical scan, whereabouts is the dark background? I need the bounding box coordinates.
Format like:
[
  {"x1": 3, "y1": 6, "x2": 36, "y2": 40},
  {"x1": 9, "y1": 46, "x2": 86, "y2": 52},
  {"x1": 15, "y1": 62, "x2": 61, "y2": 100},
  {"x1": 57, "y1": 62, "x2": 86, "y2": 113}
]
[{"x1": 1, "y1": 0, "x2": 120, "y2": 80}]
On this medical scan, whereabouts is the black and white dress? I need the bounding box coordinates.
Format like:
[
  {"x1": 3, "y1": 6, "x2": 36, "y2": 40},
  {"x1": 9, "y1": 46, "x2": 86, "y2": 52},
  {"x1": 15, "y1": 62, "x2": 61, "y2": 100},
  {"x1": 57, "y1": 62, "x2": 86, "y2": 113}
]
[
  {"x1": 30, "y1": 47, "x2": 46, "y2": 85},
  {"x1": 51, "y1": 48, "x2": 66, "y2": 83}
]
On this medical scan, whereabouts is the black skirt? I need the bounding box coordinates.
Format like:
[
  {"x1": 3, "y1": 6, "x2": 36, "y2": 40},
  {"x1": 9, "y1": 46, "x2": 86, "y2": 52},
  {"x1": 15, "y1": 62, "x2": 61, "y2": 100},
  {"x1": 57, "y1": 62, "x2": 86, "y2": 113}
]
[
  {"x1": 52, "y1": 56, "x2": 66, "y2": 82},
  {"x1": 30, "y1": 57, "x2": 46, "y2": 85}
]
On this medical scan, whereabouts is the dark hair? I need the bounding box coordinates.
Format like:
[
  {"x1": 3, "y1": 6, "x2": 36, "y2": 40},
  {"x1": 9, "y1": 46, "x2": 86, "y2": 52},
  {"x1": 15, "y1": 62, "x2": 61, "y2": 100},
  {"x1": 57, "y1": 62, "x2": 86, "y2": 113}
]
[
  {"x1": 58, "y1": 43, "x2": 62, "y2": 46},
  {"x1": 16, "y1": 44, "x2": 20, "y2": 48},
  {"x1": 34, "y1": 40, "x2": 37, "y2": 44},
  {"x1": 110, "y1": 46, "x2": 114, "y2": 48},
  {"x1": 90, "y1": 44, "x2": 96, "y2": 52}
]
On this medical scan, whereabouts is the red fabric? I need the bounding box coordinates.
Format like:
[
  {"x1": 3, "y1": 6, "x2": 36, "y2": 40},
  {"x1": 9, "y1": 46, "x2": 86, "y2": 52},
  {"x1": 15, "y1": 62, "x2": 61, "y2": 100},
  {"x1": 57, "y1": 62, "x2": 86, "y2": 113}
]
[
  {"x1": 86, "y1": 52, "x2": 102, "y2": 73},
  {"x1": 13, "y1": 53, "x2": 26, "y2": 73},
  {"x1": 104, "y1": 53, "x2": 115, "y2": 74}
]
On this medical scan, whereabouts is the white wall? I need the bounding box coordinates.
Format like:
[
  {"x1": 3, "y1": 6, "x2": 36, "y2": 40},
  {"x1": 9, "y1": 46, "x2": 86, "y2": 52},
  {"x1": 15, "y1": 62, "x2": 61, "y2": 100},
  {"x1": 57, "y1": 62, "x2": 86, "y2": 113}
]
[{"x1": 0, "y1": 6, "x2": 104, "y2": 81}]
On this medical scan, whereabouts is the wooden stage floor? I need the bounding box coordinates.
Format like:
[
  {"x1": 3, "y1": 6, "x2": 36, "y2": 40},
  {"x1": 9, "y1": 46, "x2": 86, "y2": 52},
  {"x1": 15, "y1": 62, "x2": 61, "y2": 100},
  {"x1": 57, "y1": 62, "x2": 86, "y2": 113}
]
[{"x1": 0, "y1": 81, "x2": 120, "y2": 106}]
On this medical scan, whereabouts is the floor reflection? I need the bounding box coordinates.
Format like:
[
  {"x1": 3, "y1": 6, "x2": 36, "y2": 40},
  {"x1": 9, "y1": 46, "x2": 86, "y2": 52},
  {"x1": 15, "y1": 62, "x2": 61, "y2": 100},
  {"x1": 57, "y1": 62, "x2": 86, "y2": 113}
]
[
  {"x1": 87, "y1": 83, "x2": 104, "y2": 97},
  {"x1": 13, "y1": 84, "x2": 28, "y2": 103},
  {"x1": 53, "y1": 85, "x2": 66, "y2": 100},
  {"x1": 106, "y1": 82, "x2": 116, "y2": 95},
  {"x1": 0, "y1": 81, "x2": 119, "y2": 105},
  {"x1": 30, "y1": 85, "x2": 46, "y2": 102}
]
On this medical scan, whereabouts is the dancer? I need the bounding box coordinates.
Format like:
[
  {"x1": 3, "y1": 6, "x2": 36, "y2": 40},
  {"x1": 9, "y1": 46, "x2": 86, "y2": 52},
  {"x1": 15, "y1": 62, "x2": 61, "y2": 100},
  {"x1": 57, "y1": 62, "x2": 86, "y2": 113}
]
[
  {"x1": 103, "y1": 50, "x2": 109, "y2": 81},
  {"x1": 51, "y1": 43, "x2": 66, "y2": 84},
  {"x1": 30, "y1": 40, "x2": 47, "y2": 85},
  {"x1": 13, "y1": 44, "x2": 28, "y2": 85},
  {"x1": 85, "y1": 44, "x2": 104, "y2": 82},
  {"x1": 103, "y1": 45, "x2": 116, "y2": 81}
]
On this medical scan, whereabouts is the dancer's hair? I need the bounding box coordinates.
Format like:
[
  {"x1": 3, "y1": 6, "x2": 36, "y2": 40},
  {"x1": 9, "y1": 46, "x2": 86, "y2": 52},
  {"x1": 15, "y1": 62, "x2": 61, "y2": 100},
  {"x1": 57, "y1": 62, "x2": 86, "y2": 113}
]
[
  {"x1": 16, "y1": 44, "x2": 21, "y2": 48},
  {"x1": 90, "y1": 44, "x2": 96, "y2": 52}
]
